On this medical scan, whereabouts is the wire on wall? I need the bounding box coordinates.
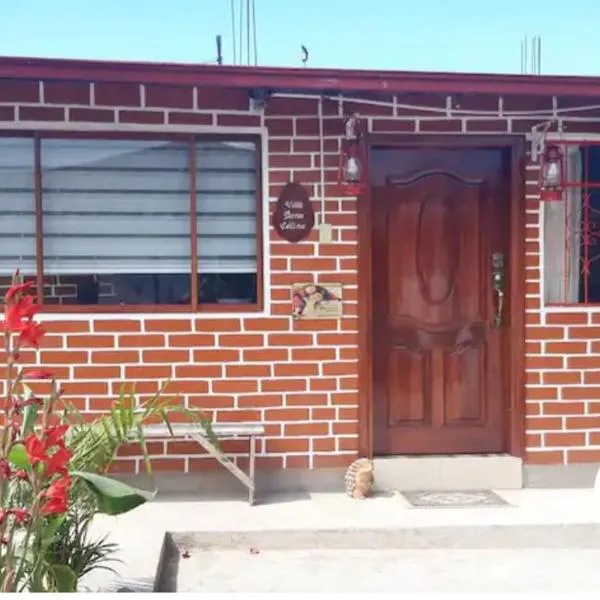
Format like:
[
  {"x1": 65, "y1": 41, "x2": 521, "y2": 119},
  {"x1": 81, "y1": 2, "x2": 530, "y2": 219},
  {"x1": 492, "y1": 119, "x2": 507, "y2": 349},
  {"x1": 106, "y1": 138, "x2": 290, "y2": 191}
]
[
  {"x1": 318, "y1": 96, "x2": 326, "y2": 228},
  {"x1": 272, "y1": 91, "x2": 600, "y2": 118}
]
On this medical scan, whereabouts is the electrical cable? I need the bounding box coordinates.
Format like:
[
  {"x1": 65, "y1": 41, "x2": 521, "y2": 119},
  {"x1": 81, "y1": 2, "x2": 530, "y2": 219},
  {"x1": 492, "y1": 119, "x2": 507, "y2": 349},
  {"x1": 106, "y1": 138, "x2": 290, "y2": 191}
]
[{"x1": 230, "y1": 0, "x2": 237, "y2": 65}]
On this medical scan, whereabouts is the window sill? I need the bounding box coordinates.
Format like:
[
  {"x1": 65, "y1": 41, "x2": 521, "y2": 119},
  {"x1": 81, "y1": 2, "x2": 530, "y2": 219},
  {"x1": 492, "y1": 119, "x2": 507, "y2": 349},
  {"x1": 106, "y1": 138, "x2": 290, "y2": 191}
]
[
  {"x1": 544, "y1": 303, "x2": 600, "y2": 313},
  {"x1": 37, "y1": 302, "x2": 264, "y2": 316}
]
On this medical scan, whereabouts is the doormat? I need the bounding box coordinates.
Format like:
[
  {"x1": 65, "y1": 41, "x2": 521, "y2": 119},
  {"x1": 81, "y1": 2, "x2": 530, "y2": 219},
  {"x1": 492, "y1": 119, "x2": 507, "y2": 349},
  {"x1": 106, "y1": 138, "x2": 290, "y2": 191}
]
[{"x1": 400, "y1": 490, "x2": 510, "y2": 508}]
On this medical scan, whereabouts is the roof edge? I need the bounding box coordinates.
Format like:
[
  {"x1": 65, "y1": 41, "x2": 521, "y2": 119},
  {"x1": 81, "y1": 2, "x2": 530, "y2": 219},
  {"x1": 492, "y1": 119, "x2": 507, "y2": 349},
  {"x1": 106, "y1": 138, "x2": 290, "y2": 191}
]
[{"x1": 1, "y1": 55, "x2": 600, "y2": 97}]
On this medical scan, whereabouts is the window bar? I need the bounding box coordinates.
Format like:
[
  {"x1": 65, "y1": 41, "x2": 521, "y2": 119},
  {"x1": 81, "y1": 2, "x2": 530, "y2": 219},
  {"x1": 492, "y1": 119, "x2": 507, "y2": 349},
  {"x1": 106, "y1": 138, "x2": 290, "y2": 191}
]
[
  {"x1": 189, "y1": 137, "x2": 198, "y2": 311},
  {"x1": 582, "y1": 145, "x2": 591, "y2": 303},
  {"x1": 563, "y1": 146, "x2": 569, "y2": 303},
  {"x1": 563, "y1": 145, "x2": 569, "y2": 304},
  {"x1": 254, "y1": 137, "x2": 264, "y2": 311},
  {"x1": 33, "y1": 134, "x2": 44, "y2": 306}
]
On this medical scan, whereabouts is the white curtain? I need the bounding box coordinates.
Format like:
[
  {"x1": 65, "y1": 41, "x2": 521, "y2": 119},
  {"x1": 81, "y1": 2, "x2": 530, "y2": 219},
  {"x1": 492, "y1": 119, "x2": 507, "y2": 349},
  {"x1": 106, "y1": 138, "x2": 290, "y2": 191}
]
[
  {"x1": 40, "y1": 138, "x2": 257, "y2": 276},
  {"x1": 195, "y1": 140, "x2": 257, "y2": 274},
  {"x1": 544, "y1": 146, "x2": 582, "y2": 304},
  {"x1": 0, "y1": 138, "x2": 36, "y2": 275}
]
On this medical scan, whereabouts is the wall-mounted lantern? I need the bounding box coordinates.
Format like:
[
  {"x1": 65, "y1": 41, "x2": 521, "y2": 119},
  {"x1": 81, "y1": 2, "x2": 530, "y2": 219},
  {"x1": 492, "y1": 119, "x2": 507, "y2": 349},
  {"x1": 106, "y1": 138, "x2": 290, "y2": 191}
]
[
  {"x1": 338, "y1": 114, "x2": 365, "y2": 196},
  {"x1": 539, "y1": 144, "x2": 564, "y2": 202}
]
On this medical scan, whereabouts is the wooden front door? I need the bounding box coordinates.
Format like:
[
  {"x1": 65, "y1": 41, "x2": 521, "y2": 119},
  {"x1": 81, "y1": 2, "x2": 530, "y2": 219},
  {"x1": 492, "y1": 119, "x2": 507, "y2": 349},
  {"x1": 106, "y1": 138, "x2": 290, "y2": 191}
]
[{"x1": 372, "y1": 147, "x2": 508, "y2": 455}]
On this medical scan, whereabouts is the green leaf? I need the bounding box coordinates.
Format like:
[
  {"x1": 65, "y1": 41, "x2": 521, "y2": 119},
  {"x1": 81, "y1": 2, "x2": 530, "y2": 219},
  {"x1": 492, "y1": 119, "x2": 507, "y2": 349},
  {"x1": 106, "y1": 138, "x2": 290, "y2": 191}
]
[
  {"x1": 159, "y1": 408, "x2": 174, "y2": 438},
  {"x1": 71, "y1": 471, "x2": 156, "y2": 516},
  {"x1": 49, "y1": 564, "x2": 77, "y2": 592},
  {"x1": 110, "y1": 405, "x2": 123, "y2": 439},
  {"x1": 136, "y1": 423, "x2": 153, "y2": 477},
  {"x1": 20, "y1": 401, "x2": 39, "y2": 438},
  {"x1": 41, "y1": 515, "x2": 66, "y2": 550},
  {"x1": 8, "y1": 443, "x2": 31, "y2": 470},
  {"x1": 21, "y1": 383, "x2": 34, "y2": 401}
]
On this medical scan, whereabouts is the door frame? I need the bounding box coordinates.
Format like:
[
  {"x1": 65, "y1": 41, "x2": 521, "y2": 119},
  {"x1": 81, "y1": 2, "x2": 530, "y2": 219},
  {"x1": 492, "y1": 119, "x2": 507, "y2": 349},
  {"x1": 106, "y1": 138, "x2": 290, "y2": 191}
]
[{"x1": 357, "y1": 134, "x2": 527, "y2": 459}]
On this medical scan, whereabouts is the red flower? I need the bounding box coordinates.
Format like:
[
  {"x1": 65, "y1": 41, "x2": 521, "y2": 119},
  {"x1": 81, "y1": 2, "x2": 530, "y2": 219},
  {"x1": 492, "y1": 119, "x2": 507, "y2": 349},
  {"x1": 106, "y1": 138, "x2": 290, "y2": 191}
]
[
  {"x1": 9, "y1": 508, "x2": 29, "y2": 525},
  {"x1": 4, "y1": 303, "x2": 25, "y2": 333},
  {"x1": 18, "y1": 322, "x2": 45, "y2": 349},
  {"x1": 0, "y1": 459, "x2": 11, "y2": 480},
  {"x1": 45, "y1": 446, "x2": 71, "y2": 478},
  {"x1": 24, "y1": 434, "x2": 47, "y2": 466},
  {"x1": 23, "y1": 370, "x2": 54, "y2": 380},
  {"x1": 40, "y1": 476, "x2": 71, "y2": 516},
  {"x1": 4, "y1": 296, "x2": 39, "y2": 333},
  {"x1": 12, "y1": 394, "x2": 43, "y2": 412},
  {"x1": 14, "y1": 470, "x2": 28, "y2": 481},
  {"x1": 44, "y1": 424, "x2": 69, "y2": 449},
  {"x1": 5, "y1": 281, "x2": 34, "y2": 303}
]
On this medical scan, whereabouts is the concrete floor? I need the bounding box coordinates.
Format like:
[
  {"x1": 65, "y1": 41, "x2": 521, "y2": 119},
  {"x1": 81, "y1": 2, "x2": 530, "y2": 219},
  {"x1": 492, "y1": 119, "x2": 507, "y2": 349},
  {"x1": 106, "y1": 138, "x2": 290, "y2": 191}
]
[
  {"x1": 79, "y1": 488, "x2": 600, "y2": 592},
  {"x1": 171, "y1": 548, "x2": 600, "y2": 593}
]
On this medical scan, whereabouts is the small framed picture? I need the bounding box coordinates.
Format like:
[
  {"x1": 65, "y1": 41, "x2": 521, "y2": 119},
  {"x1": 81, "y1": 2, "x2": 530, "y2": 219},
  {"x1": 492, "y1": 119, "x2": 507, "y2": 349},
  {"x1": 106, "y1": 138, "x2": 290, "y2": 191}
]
[{"x1": 291, "y1": 283, "x2": 343, "y2": 319}]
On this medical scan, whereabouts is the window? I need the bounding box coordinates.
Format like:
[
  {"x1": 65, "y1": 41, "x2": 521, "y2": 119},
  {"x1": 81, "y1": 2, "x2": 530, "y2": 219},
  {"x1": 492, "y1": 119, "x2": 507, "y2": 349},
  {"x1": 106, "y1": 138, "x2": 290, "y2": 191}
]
[
  {"x1": 543, "y1": 143, "x2": 600, "y2": 305},
  {"x1": 0, "y1": 134, "x2": 262, "y2": 311}
]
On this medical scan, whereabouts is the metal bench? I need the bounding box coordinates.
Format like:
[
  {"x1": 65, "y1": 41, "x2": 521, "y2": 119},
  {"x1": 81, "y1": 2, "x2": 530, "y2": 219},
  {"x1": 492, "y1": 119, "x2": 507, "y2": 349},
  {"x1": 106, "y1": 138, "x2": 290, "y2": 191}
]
[{"x1": 139, "y1": 422, "x2": 265, "y2": 505}]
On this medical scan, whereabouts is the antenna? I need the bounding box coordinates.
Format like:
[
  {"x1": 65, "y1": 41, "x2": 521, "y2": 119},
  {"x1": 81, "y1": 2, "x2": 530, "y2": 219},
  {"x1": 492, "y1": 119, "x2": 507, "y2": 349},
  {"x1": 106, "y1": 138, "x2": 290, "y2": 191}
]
[
  {"x1": 520, "y1": 34, "x2": 542, "y2": 74},
  {"x1": 216, "y1": 35, "x2": 223, "y2": 65},
  {"x1": 301, "y1": 45, "x2": 309, "y2": 68},
  {"x1": 230, "y1": 0, "x2": 258, "y2": 65}
]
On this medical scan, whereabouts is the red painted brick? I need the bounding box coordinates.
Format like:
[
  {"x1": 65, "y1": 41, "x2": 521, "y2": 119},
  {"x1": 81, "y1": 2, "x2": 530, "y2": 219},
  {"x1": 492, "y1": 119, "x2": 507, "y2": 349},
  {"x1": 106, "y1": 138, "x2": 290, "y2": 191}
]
[
  {"x1": 168, "y1": 111, "x2": 212, "y2": 125},
  {"x1": 196, "y1": 87, "x2": 248, "y2": 110},
  {"x1": 93, "y1": 320, "x2": 141, "y2": 332},
  {"x1": 465, "y1": 119, "x2": 509, "y2": 132},
  {"x1": 44, "y1": 80, "x2": 90, "y2": 104},
  {"x1": 70, "y1": 107, "x2": 115, "y2": 122},
  {"x1": 195, "y1": 319, "x2": 241, "y2": 332},
  {"x1": 503, "y1": 94, "x2": 553, "y2": 113},
  {"x1": 19, "y1": 106, "x2": 65, "y2": 121},
  {"x1": 562, "y1": 120, "x2": 600, "y2": 134},
  {"x1": 0, "y1": 79, "x2": 39, "y2": 102},
  {"x1": 395, "y1": 93, "x2": 446, "y2": 115},
  {"x1": 243, "y1": 348, "x2": 288, "y2": 362},
  {"x1": 343, "y1": 95, "x2": 394, "y2": 116},
  {"x1": 266, "y1": 97, "x2": 319, "y2": 116},
  {"x1": 265, "y1": 117, "x2": 294, "y2": 136},
  {"x1": 371, "y1": 119, "x2": 416, "y2": 133},
  {"x1": 217, "y1": 114, "x2": 261, "y2": 127},
  {"x1": 419, "y1": 119, "x2": 462, "y2": 132},
  {"x1": 95, "y1": 82, "x2": 141, "y2": 106},
  {"x1": 145, "y1": 84, "x2": 194, "y2": 109},
  {"x1": 119, "y1": 110, "x2": 164, "y2": 124},
  {"x1": 452, "y1": 93, "x2": 500, "y2": 113},
  {"x1": 0, "y1": 106, "x2": 15, "y2": 121}
]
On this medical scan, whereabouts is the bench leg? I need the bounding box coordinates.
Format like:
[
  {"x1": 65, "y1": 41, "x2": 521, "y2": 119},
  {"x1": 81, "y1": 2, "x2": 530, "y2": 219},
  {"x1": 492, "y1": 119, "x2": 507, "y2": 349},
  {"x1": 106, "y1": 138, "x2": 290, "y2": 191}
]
[{"x1": 248, "y1": 434, "x2": 256, "y2": 506}]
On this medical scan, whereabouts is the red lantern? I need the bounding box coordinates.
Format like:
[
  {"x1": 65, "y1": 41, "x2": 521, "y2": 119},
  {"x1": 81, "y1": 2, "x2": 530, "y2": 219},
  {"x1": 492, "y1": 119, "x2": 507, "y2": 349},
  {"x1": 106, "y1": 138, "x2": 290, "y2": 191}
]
[
  {"x1": 338, "y1": 115, "x2": 365, "y2": 196},
  {"x1": 540, "y1": 145, "x2": 564, "y2": 202},
  {"x1": 338, "y1": 146, "x2": 364, "y2": 195}
]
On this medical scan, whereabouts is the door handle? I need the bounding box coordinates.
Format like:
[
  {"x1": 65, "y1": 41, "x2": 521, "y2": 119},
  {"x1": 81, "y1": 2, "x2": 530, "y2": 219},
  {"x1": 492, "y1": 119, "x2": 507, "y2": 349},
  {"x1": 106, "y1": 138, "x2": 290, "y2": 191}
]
[{"x1": 491, "y1": 252, "x2": 505, "y2": 327}]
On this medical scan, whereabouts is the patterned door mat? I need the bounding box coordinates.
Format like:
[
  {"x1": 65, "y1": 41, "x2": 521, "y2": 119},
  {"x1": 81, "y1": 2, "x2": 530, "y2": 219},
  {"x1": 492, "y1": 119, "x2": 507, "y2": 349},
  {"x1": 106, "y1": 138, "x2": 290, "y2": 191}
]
[{"x1": 400, "y1": 490, "x2": 510, "y2": 508}]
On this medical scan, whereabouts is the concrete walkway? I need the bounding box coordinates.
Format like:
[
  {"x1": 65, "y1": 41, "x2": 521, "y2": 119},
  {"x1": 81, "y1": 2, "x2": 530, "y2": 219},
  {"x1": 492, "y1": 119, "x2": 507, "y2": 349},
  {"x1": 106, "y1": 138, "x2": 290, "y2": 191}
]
[{"x1": 79, "y1": 488, "x2": 600, "y2": 592}]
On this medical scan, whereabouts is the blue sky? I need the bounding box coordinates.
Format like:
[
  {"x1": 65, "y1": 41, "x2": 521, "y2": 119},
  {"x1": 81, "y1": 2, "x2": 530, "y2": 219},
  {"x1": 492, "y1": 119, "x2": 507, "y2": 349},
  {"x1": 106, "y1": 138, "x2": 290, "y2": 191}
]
[{"x1": 0, "y1": 0, "x2": 598, "y2": 75}]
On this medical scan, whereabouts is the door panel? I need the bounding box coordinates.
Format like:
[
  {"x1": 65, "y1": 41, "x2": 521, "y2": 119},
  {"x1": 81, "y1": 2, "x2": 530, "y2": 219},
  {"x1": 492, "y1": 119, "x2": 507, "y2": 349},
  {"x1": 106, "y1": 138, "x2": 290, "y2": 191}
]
[{"x1": 372, "y1": 148, "x2": 507, "y2": 455}]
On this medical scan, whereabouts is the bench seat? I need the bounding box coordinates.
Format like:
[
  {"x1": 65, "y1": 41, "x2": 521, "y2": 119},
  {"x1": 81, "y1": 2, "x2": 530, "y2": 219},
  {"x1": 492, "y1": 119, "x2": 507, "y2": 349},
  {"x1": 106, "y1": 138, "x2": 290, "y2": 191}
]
[{"x1": 138, "y1": 421, "x2": 265, "y2": 505}]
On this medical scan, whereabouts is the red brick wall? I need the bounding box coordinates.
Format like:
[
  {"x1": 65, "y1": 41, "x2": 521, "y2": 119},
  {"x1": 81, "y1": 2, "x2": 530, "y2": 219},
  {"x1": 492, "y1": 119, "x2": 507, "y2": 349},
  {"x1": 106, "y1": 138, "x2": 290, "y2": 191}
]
[{"x1": 1, "y1": 76, "x2": 599, "y2": 471}]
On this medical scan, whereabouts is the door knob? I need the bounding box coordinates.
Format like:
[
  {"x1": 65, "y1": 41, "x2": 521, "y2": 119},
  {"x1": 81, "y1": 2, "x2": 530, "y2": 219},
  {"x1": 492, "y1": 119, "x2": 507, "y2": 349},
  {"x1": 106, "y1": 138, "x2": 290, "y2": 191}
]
[{"x1": 491, "y1": 252, "x2": 505, "y2": 327}]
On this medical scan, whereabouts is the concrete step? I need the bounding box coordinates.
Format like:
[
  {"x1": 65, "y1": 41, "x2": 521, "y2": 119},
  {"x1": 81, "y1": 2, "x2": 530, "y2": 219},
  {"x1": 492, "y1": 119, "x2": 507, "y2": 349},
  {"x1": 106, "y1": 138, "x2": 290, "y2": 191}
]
[
  {"x1": 374, "y1": 454, "x2": 523, "y2": 491},
  {"x1": 166, "y1": 523, "x2": 600, "y2": 550}
]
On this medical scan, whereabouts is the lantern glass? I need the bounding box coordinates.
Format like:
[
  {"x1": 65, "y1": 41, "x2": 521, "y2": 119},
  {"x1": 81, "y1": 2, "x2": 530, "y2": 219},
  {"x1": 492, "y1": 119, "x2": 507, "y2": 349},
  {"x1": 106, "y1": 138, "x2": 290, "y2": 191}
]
[
  {"x1": 344, "y1": 156, "x2": 361, "y2": 183},
  {"x1": 543, "y1": 161, "x2": 561, "y2": 187},
  {"x1": 542, "y1": 146, "x2": 563, "y2": 189}
]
